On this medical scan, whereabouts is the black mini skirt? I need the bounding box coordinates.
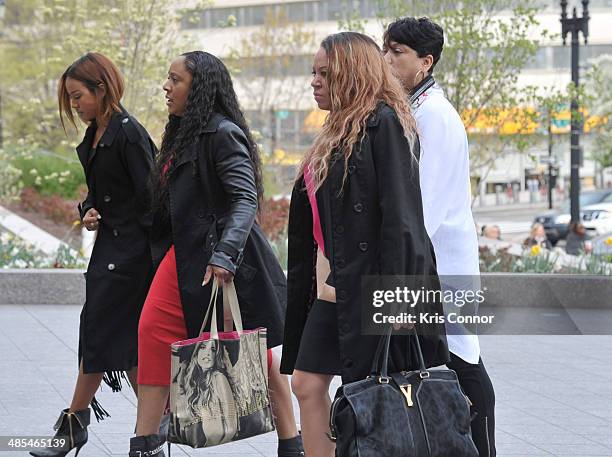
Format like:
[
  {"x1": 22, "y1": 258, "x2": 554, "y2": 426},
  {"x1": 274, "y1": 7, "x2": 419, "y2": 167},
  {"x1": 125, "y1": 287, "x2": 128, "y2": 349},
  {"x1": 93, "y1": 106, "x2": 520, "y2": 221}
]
[{"x1": 294, "y1": 299, "x2": 342, "y2": 375}]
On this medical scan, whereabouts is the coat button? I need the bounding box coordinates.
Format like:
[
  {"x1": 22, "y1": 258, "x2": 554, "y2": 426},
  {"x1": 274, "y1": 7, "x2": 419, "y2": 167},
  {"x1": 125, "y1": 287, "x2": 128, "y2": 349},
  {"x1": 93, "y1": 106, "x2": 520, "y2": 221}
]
[
  {"x1": 122, "y1": 118, "x2": 129, "y2": 124},
  {"x1": 107, "y1": 263, "x2": 116, "y2": 271},
  {"x1": 103, "y1": 195, "x2": 111, "y2": 203},
  {"x1": 336, "y1": 225, "x2": 345, "y2": 235},
  {"x1": 336, "y1": 258, "x2": 346, "y2": 269},
  {"x1": 348, "y1": 165, "x2": 356, "y2": 174},
  {"x1": 198, "y1": 210, "x2": 205, "y2": 218},
  {"x1": 98, "y1": 142, "x2": 105, "y2": 148},
  {"x1": 338, "y1": 290, "x2": 347, "y2": 300},
  {"x1": 359, "y1": 242, "x2": 368, "y2": 252},
  {"x1": 353, "y1": 203, "x2": 363, "y2": 213},
  {"x1": 344, "y1": 358, "x2": 354, "y2": 368},
  {"x1": 342, "y1": 323, "x2": 351, "y2": 333},
  {"x1": 112, "y1": 229, "x2": 119, "y2": 237}
]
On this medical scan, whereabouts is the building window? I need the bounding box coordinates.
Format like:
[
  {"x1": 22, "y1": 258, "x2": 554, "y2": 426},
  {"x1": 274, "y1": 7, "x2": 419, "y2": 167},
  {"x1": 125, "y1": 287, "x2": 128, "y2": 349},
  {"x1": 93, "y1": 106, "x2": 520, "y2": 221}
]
[{"x1": 288, "y1": 2, "x2": 306, "y2": 22}]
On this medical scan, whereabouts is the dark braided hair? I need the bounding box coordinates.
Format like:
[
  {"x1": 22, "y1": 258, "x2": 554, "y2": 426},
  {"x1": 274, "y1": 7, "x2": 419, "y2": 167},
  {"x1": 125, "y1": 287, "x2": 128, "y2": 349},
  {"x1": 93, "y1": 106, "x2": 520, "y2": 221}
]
[{"x1": 151, "y1": 51, "x2": 263, "y2": 218}]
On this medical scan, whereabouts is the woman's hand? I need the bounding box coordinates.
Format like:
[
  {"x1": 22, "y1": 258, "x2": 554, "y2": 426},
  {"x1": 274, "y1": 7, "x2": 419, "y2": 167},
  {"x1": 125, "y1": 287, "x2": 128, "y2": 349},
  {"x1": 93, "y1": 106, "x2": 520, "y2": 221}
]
[
  {"x1": 83, "y1": 208, "x2": 101, "y2": 231},
  {"x1": 202, "y1": 265, "x2": 234, "y2": 286},
  {"x1": 393, "y1": 321, "x2": 415, "y2": 331}
]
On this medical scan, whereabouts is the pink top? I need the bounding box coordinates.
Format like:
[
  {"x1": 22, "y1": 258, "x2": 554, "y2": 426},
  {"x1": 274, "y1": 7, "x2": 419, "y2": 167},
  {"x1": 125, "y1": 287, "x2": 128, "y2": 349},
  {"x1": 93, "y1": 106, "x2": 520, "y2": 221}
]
[{"x1": 304, "y1": 165, "x2": 325, "y2": 256}]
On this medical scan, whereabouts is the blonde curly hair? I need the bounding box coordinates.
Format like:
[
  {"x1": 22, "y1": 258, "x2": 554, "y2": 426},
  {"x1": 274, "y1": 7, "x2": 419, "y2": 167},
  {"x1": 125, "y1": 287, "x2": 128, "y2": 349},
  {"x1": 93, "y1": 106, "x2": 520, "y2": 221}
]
[{"x1": 299, "y1": 32, "x2": 418, "y2": 191}]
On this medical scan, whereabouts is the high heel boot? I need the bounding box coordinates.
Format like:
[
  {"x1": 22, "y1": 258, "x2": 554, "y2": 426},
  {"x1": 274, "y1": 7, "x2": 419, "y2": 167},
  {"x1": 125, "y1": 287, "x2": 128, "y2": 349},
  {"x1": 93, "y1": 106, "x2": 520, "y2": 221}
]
[
  {"x1": 278, "y1": 433, "x2": 305, "y2": 457},
  {"x1": 129, "y1": 434, "x2": 166, "y2": 457},
  {"x1": 29, "y1": 408, "x2": 90, "y2": 457},
  {"x1": 158, "y1": 414, "x2": 171, "y2": 457}
]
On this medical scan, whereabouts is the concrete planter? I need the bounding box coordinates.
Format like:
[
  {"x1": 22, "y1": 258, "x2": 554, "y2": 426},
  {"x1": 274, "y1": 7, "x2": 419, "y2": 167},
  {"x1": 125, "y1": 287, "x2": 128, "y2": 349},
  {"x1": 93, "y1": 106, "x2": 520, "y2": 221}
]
[
  {"x1": 0, "y1": 270, "x2": 610, "y2": 310},
  {"x1": 0, "y1": 269, "x2": 86, "y2": 305},
  {"x1": 481, "y1": 273, "x2": 612, "y2": 309}
]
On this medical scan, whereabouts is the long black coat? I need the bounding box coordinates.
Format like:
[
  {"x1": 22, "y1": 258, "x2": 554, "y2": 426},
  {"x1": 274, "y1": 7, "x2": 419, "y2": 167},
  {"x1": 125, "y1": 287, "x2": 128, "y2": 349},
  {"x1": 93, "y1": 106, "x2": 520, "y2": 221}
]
[
  {"x1": 77, "y1": 108, "x2": 155, "y2": 374},
  {"x1": 280, "y1": 104, "x2": 450, "y2": 383},
  {"x1": 150, "y1": 113, "x2": 286, "y2": 346}
]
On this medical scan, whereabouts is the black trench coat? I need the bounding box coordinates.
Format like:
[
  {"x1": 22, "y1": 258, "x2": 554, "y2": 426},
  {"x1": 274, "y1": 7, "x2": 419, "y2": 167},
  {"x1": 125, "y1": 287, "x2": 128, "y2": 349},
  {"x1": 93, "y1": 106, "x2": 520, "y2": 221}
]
[
  {"x1": 150, "y1": 113, "x2": 286, "y2": 346},
  {"x1": 280, "y1": 104, "x2": 450, "y2": 383},
  {"x1": 76, "y1": 108, "x2": 155, "y2": 375}
]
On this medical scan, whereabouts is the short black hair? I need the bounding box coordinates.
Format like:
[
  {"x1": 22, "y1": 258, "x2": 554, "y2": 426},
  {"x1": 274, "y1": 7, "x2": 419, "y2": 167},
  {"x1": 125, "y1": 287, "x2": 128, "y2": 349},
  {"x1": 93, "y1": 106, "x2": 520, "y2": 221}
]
[{"x1": 384, "y1": 17, "x2": 444, "y2": 74}]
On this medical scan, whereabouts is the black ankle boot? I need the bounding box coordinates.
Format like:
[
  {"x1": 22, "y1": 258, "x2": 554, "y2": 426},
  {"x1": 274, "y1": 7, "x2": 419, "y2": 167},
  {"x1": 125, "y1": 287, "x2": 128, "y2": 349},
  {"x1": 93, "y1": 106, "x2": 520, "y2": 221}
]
[
  {"x1": 134, "y1": 414, "x2": 170, "y2": 442},
  {"x1": 30, "y1": 408, "x2": 90, "y2": 457},
  {"x1": 158, "y1": 414, "x2": 171, "y2": 457},
  {"x1": 278, "y1": 434, "x2": 305, "y2": 457},
  {"x1": 129, "y1": 435, "x2": 166, "y2": 457},
  {"x1": 158, "y1": 414, "x2": 170, "y2": 442}
]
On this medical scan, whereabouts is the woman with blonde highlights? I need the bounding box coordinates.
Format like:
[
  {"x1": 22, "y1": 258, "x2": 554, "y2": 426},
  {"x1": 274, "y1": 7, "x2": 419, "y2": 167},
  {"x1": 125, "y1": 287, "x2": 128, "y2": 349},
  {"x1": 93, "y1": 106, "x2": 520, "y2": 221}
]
[{"x1": 280, "y1": 32, "x2": 449, "y2": 457}]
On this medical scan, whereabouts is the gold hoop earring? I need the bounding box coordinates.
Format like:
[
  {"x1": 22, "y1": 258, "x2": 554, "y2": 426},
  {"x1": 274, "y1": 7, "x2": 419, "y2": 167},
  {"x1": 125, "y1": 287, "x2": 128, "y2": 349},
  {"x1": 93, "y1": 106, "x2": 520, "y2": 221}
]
[{"x1": 413, "y1": 69, "x2": 425, "y2": 87}]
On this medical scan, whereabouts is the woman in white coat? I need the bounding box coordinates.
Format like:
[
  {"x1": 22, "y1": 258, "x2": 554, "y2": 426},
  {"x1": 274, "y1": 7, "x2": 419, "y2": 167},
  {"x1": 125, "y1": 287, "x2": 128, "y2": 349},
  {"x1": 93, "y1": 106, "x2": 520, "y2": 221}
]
[{"x1": 383, "y1": 16, "x2": 496, "y2": 457}]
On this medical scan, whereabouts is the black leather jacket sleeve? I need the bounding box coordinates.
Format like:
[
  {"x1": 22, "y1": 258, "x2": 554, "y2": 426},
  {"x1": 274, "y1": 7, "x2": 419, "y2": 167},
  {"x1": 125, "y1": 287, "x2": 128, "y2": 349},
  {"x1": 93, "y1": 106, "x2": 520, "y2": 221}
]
[{"x1": 206, "y1": 120, "x2": 258, "y2": 274}]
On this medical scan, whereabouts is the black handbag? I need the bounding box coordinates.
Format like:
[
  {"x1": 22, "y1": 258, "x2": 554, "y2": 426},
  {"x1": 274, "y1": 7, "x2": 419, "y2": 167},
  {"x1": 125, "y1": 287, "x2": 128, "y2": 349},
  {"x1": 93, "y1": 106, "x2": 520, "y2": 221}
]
[{"x1": 329, "y1": 327, "x2": 478, "y2": 457}]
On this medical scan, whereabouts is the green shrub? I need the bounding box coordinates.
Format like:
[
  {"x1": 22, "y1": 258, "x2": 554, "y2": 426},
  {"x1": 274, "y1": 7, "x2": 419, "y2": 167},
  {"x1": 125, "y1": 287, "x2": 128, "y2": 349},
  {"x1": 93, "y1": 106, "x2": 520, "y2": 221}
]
[
  {"x1": 0, "y1": 231, "x2": 48, "y2": 268},
  {"x1": 0, "y1": 231, "x2": 87, "y2": 269},
  {"x1": 512, "y1": 247, "x2": 558, "y2": 273},
  {"x1": 479, "y1": 245, "x2": 611, "y2": 275},
  {"x1": 0, "y1": 148, "x2": 23, "y2": 201},
  {"x1": 52, "y1": 244, "x2": 88, "y2": 269},
  {"x1": 11, "y1": 152, "x2": 85, "y2": 199}
]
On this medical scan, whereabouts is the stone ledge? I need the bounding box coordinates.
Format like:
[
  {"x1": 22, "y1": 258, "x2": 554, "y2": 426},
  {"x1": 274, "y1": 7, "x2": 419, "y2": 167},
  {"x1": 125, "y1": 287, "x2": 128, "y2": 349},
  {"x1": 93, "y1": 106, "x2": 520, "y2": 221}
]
[
  {"x1": 481, "y1": 273, "x2": 612, "y2": 309},
  {"x1": 0, "y1": 270, "x2": 610, "y2": 309},
  {"x1": 0, "y1": 269, "x2": 86, "y2": 305}
]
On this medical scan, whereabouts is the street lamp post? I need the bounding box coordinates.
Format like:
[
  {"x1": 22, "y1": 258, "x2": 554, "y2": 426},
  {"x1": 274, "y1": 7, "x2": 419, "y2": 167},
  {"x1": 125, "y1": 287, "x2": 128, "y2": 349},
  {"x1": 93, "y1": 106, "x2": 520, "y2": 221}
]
[
  {"x1": 560, "y1": 0, "x2": 589, "y2": 223},
  {"x1": 548, "y1": 114, "x2": 554, "y2": 210}
]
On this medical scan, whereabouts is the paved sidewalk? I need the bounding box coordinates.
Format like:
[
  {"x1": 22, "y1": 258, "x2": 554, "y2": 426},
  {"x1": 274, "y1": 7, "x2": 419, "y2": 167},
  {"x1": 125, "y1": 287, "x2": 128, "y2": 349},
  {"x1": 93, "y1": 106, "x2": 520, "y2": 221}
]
[{"x1": 1, "y1": 304, "x2": 611, "y2": 456}]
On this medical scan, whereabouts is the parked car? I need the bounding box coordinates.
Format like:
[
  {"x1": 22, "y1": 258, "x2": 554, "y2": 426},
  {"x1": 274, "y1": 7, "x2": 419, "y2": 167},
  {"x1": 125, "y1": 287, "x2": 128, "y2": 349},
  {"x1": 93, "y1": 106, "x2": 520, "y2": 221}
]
[
  {"x1": 581, "y1": 202, "x2": 612, "y2": 236},
  {"x1": 533, "y1": 189, "x2": 612, "y2": 245}
]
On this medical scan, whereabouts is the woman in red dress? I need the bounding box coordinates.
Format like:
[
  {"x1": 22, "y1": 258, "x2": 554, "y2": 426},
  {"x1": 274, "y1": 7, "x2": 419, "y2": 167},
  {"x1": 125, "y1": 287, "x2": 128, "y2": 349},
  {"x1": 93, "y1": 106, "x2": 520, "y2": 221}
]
[{"x1": 129, "y1": 51, "x2": 303, "y2": 457}]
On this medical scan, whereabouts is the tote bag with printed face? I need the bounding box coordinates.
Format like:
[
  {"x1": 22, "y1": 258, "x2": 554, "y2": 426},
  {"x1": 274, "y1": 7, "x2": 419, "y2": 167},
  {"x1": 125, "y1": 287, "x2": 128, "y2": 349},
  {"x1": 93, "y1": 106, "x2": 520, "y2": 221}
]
[{"x1": 168, "y1": 279, "x2": 275, "y2": 448}]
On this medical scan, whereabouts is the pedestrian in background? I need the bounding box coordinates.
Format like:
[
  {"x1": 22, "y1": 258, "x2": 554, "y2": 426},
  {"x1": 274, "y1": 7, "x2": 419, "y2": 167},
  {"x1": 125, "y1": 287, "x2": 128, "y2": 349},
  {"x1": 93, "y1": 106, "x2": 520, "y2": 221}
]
[
  {"x1": 524, "y1": 223, "x2": 552, "y2": 250},
  {"x1": 566, "y1": 221, "x2": 592, "y2": 255},
  {"x1": 482, "y1": 224, "x2": 502, "y2": 241}
]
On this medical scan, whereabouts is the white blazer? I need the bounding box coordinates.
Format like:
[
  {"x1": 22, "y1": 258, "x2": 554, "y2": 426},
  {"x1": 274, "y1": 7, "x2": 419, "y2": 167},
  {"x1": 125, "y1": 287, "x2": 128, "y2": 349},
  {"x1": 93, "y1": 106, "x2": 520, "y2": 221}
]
[{"x1": 413, "y1": 83, "x2": 481, "y2": 364}]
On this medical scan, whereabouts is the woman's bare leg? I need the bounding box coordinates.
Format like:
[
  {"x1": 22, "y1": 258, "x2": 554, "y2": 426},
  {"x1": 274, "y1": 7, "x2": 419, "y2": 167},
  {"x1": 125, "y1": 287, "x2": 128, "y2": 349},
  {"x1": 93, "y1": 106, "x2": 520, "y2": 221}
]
[
  {"x1": 135, "y1": 386, "x2": 169, "y2": 436},
  {"x1": 291, "y1": 370, "x2": 335, "y2": 457},
  {"x1": 69, "y1": 361, "x2": 103, "y2": 413},
  {"x1": 268, "y1": 352, "x2": 299, "y2": 439},
  {"x1": 127, "y1": 367, "x2": 139, "y2": 397}
]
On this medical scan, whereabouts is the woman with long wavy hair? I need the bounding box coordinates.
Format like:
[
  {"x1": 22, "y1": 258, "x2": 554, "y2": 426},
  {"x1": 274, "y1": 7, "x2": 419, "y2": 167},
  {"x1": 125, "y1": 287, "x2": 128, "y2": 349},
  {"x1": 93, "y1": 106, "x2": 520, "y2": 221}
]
[
  {"x1": 130, "y1": 51, "x2": 303, "y2": 457},
  {"x1": 280, "y1": 32, "x2": 449, "y2": 457}
]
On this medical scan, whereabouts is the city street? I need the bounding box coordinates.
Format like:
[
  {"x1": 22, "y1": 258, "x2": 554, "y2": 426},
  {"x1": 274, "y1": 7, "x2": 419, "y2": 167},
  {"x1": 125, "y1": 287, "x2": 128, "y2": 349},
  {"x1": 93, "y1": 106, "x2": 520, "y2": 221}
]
[
  {"x1": 1, "y1": 304, "x2": 611, "y2": 456},
  {"x1": 473, "y1": 202, "x2": 548, "y2": 242}
]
